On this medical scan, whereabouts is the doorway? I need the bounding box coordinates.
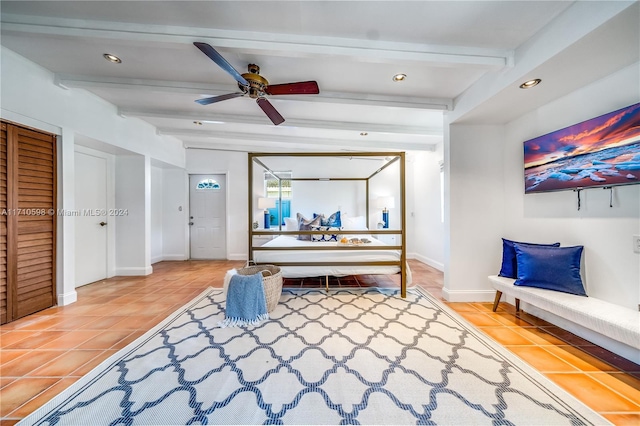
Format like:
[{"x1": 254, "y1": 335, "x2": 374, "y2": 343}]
[{"x1": 189, "y1": 174, "x2": 227, "y2": 259}]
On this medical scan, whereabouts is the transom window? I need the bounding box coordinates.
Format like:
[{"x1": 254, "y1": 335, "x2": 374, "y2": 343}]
[{"x1": 196, "y1": 178, "x2": 221, "y2": 190}]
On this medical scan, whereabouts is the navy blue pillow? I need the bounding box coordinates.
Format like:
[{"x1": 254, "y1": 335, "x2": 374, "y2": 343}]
[
  {"x1": 513, "y1": 244, "x2": 587, "y2": 296},
  {"x1": 499, "y1": 238, "x2": 560, "y2": 278}
]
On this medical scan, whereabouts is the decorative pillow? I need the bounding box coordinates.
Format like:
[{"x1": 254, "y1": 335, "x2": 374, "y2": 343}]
[
  {"x1": 284, "y1": 217, "x2": 298, "y2": 235},
  {"x1": 311, "y1": 226, "x2": 342, "y2": 242},
  {"x1": 513, "y1": 244, "x2": 587, "y2": 296},
  {"x1": 499, "y1": 238, "x2": 560, "y2": 278},
  {"x1": 296, "y1": 213, "x2": 323, "y2": 241},
  {"x1": 313, "y1": 211, "x2": 341, "y2": 227},
  {"x1": 341, "y1": 215, "x2": 367, "y2": 230}
]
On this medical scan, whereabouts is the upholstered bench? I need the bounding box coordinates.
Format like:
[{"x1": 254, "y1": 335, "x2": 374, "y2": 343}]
[{"x1": 489, "y1": 275, "x2": 640, "y2": 354}]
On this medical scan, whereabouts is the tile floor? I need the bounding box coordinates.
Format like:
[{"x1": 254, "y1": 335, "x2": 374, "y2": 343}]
[{"x1": 1, "y1": 259, "x2": 638, "y2": 424}]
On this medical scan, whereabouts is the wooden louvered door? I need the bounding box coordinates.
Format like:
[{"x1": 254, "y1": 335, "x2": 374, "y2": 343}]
[
  {"x1": 1, "y1": 123, "x2": 7, "y2": 324},
  {"x1": 1, "y1": 120, "x2": 56, "y2": 324}
]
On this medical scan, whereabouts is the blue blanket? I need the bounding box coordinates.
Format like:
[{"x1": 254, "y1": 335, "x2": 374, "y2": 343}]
[{"x1": 218, "y1": 272, "x2": 269, "y2": 328}]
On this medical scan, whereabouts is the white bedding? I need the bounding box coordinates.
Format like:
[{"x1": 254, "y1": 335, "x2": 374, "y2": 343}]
[{"x1": 253, "y1": 235, "x2": 412, "y2": 284}]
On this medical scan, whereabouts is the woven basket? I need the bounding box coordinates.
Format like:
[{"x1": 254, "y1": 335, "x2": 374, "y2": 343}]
[{"x1": 236, "y1": 264, "x2": 282, "y2": 313}]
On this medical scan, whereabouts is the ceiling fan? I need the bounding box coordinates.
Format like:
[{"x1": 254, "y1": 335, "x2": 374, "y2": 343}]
[{"x1": 193, "y1": 42, "x2": 320, "y2": 125}]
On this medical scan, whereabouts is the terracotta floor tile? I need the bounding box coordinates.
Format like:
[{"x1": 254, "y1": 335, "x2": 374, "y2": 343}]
[
  {"x1": 0, "y1": 350, "x2": 29, "y2": 366},
  {"x1": 545, "y1": 345, "x2": 620, "y2": 372},
  {"x1": 510, "y1": 326, "x2": 568, "y2": 346},
  {"x1": 479, "y1": 327, "x2": 538, "y2": 346},
  {"x1": 587, "y1": 372, "x2": 640, "y2": 402},
  {"x1": 76, "y1": 330, "x2": 134, "y2": 350},
  {"x1": 0, "y1": 378, "x2": 17, "y2": 389},
  {"x1": 6, "y1": 378, "x2": 78, "y2": 419},
  {"x1": 507, "y1": 346, "x2": 579, "y2": 372},
  {"x1": 78, "y1": 316, "x2": 128, "y2": 330},
  {"x1": 545, "y1": 373, "x2": 640, "y2": 412},
  {"x1": 539, "y1": 325, "x2": 596, "y2": 346},
  {"x1": 0, "y1": 377, "x2": 60, "y2": 416},
  {"x1": 37, "y1": 330, "x2": 99, "y2": 349},
  {"x1": 1, "y1": 350, "x2": 66, "y2": 377},
  {"x1": 43, "y1": 316, "x2": 98, "y2": 331},
  {"x1": 69, "y1": 350, "x2": 117, "y2": 376},
  {"x1": 111, "y1": 330, "x2": 145, "y2": 349},
  {"x1": 5, "y1": 331, "x2": 68, "y2": 350},
  {"x1": 456, "y1": 312, "x2": 504, "y2": 327},
  {"x1": 29, "y1": 350, "x2": 104, "y2": 377},
  {"x1": 445, "y1": 302, "x2": 482, "y2": 313},
  {"x1": 602, "y1": 413, "x2": 640, "y2": 425},
  {"x1": 0, "y1": 331, "x2": 36, "y2": 347}
]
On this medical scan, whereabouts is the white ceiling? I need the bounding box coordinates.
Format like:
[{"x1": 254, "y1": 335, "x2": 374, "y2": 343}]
[{"x1": 1, "y1": 1, "x2": 637, "y2": 153}]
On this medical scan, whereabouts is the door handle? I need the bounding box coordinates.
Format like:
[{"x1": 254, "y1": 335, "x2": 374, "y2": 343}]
[
  {"x1": 99, "y1": 221, "x2": 107, "y2": 227},
  {"x1": 189, "y1": 222, "x2": 194, "y2": 226}
]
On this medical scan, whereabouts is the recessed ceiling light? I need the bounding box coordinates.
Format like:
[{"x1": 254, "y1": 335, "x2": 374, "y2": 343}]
[
  {"x1": 360, "y1": 132, "x2": 368, "y2": 136},
  {"x1": 103, "y1": 53, "x2": 122, "y2": 63},
  {"x1": 519, "y1": 78, "x2": 541, "y2": 89},
  {"x1": 392, "y1": 73, "x2": 407, "y2": 82},
  {"x1": 193, "y1": 121, "x2": 203, "y2": 125}
]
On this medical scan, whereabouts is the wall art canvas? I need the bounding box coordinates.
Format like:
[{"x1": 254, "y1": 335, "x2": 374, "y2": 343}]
[{"x1": 524, "y1": 103, "x2": 640, "y2": 193}]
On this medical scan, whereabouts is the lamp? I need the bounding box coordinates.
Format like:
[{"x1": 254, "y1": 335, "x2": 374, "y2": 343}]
[
  {"x1": 376, "y1": 196, "x2": 395, "y2": 229},
  {"x1": 258, "y1": 197, "x2": 276, "y2": 229}
]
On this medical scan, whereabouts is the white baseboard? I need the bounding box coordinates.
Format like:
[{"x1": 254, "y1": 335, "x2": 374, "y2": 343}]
[
  {"x1": 442, "y1": 288, "x2": 495, "y2": 302},
  {"x1": 162, "y1": 254, "x2": 188, "y2": 261},
  {"x1": 228, "y1": 253, "x2": 247, "y2": 261},
  {"x1": 408, "y1": 253, "x2": 444, "y2": 271},
  {"x1": 151, "y1": 255, "x2": 163, "y2": 265},
  {"x1": 57, "y1": 290, "x2": 77, "y2": 306},
  {"x1": 116, "y1": 266, "x2": 153, "y2": 276}
]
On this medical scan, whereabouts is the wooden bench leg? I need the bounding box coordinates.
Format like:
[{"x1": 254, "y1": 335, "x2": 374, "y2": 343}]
[
  {"x1": 515, "y1": 298, "x2": 520, "y2": 312},
  {"x1": 492, "y1": 291, "x2": 502, "y2": 312}
]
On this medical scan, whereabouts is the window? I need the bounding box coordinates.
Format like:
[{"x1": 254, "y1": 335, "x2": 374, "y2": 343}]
[
  {"x1": 196, "y1": 178, "x2": 221, "y2": 190},
  {"x1": 264, "y1": 171, "x2": 291, "y2": 198}
]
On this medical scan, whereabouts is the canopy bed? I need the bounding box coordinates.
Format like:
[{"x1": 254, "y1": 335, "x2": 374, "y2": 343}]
[{"x1": 248, "y1": 152, "x2": 409, "y2": 298}]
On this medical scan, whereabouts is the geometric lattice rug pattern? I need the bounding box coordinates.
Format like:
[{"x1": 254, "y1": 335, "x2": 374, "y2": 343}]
[{"x1": 19, "y1": 287, "x2": 608, "y2": 425}]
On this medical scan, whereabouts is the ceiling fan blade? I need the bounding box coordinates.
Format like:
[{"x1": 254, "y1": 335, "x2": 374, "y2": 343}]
[
  {"x1": 195, "y1": 92, "x2": 244, "y2": 105},
  {"x1": 265, "y1": 81, "x2": 320, "y2": 96},
  {"x1": 193, "y1": 42, "x2": 248, "y2": 86},
  {"x1": 256, "y1": 98, "x2": 285, "y2": 125}
]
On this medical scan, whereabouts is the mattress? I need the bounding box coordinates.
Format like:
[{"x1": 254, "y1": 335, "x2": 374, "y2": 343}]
[{"x1": 253, "y1": 235, "x2": 411, "y2": 284}]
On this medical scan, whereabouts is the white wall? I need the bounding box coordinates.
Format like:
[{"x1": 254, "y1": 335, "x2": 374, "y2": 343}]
[
  {"x1": 115, "y1": 155, "x2": 152, "y2": 275},
  {"x1": 162, "y1": 168, "x2": 189, "y2": 261},
  {"x1": 445, "y1": 61, "x2": 640, "y2": 309},
  {"x1": 445, "y1": 124, "x2": 506, "y2": 301},
  {"x1": 150, "y1": 166, "x2": 164, "y2": 264},
  {"x1": 409, "y1": 148, "x2": 445, "y2": 270}
]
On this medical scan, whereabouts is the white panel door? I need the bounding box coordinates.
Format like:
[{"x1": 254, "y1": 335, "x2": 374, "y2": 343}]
[
  {"x1": 189, "y1": 174, "x2": 226, "y2": 259},
  {"x1": 75, "y1": 151, "x2": 108, "y2": 286}
]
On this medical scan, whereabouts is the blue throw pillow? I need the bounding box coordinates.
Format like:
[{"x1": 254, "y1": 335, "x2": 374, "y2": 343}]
[
  {"x1": 513, "y1": 244, "x2": 587, "y2": 296},
  {"x1": 314, "y1": 211, "x2": 341, "y2": 227},
  {"x1": 499, "y1": 238, "x2": 560, "y2": 278}
]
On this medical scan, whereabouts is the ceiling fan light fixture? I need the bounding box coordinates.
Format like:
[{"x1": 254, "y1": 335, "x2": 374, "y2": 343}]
[
  {"x1": 103, "y1": 53, "x2": 122, "y2": 64},
  {"x1": 193, "y1": 121, "x2": 203, "y2": 125},
  {"x1": 392, "y1": 73, "x2": 407, "y2": 82},
  {"x1": 519, "y1": 78, "x2": 541, "y2": 89},
  {"x1": 360, "y1": 132, "x2": 368, "y2": 136}
]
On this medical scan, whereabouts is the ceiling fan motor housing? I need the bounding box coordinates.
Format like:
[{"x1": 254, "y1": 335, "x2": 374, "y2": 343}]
[{"x1": 240, "y1": 64, "x2": 269, "y2": 98}]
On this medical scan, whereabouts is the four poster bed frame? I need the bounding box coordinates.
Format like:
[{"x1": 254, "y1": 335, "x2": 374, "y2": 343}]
[{"x1": 248, "y1": 152, "x2": 407, "y2": 298}]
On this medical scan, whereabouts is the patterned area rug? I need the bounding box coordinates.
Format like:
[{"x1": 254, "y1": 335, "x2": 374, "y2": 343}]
[{"x1": 20, "y1": 287, "x2": 608, "y2": 425}]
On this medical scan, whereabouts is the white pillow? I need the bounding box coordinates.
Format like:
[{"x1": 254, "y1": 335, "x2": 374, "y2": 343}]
[
  {"x1": 342, "y1": 215, "x2": 367, "y2": 230},
  {"x1": 284, "y1": 217, "x2": 298, "y2": 235}
]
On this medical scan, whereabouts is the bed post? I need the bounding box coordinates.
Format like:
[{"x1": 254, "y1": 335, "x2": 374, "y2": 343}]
[{"x1": 248, "y1": 153, "x2": 253, "y2": 265}]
